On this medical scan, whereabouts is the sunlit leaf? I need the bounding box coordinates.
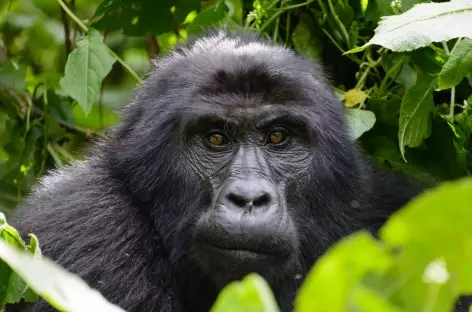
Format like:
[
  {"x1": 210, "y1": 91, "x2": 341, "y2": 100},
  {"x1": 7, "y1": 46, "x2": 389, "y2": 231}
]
[
  {"x1": 380, "y1": 177, "x2": 472, "y2": 310},
  {"x1": 0, "y1": 239, "x2": 125, "y2": 312},
  {"x1": 59, "y1": 29, "x2": 116, "y2": 116},
  {"x1": 294, "y1": 232, "x2": 393, "y2": 312},
  {"x1": 211, "y1": 273, "x2": 280, "y2": 312},
  {"x1": 0, "y1": 213, "x2": 39, "y2": 306},
  {"x1": 346, "y1": 0, "x2": 472, "y2": 53}
]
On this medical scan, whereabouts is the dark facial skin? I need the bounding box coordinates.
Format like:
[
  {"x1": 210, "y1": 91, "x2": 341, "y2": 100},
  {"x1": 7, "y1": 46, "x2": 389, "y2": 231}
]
[{"x1": 187, "y1": 107, "x2": 310, "y2": 274}]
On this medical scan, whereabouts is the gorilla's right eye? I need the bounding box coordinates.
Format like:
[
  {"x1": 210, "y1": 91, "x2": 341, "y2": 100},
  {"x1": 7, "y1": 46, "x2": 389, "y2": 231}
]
[{"x1": 207, "y1": 132, "x2": 228, "y2": 146}]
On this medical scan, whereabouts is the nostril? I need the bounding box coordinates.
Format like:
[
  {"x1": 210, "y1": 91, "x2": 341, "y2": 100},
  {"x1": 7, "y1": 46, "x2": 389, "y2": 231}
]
[
  {"x1": 252, "y1": 193, "x2": 271, "y2": 207},
  {"x1": 226, "y1": 193, "x2": 248, "y2": 207}
]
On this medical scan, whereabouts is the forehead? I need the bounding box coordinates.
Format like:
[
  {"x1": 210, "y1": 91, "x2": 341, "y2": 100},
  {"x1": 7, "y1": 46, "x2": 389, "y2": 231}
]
[{"x1": 163, "y1": 32, "x2": 322, "y2": 106}]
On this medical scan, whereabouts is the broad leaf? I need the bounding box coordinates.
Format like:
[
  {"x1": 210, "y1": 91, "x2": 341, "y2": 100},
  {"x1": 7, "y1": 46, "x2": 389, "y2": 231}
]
[
  {"x1": 438, "y1": 39, "x2": 472, "y2": 90},
  {"x1": 0, "y1": 213, "x2": 39, "y2": 307},
  {"x1": 59, "y1": 29, "x2": 116, "y2": 116},
  {"x1": 345, "y1": 108, "x2": 376, "y2": 140},
  {"x1": 210, "y1": 273, "x2": 280, "y2": 312},
  {"x1": 294, "y1": 232, "x2": 393, "y2": 312},
  {"x1": 380, "y1": 177, "x2": 472, "y2": 310},
  {"x1": 0, "y1": 239, "x2": 125, "y2": 312},
  {"x1": 346, "y1": 0, "x2": 472, "y2": 53},
  {"x1": 398, "y1": 73, "x2": 435, "y2": 160}
]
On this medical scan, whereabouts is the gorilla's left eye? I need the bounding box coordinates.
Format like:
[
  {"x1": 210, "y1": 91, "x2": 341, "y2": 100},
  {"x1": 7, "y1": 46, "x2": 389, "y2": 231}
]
[
  {"x1": 267, "y1": 130, "x2": 288, "y2": 145},
  {"x1": 207, "y1": 133, "x2": 227, "y2": 146}
]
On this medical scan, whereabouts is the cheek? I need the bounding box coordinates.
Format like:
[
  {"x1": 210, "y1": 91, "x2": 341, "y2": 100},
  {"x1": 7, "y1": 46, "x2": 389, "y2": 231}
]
[
  {"x1": 268, "y1": 149, "x2": 313, "y2": 181},
  {"x1": 185, "y1": 144, "x2": 233, "y2": 179}
]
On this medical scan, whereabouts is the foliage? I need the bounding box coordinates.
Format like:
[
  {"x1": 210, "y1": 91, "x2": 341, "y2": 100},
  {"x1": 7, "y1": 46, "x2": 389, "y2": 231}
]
[
  {"x1": 1, "y1": 0, "x2": 471, "y2": 213},
  {"x1": 0, "y1": 214, "x2": 124, "y2": 312},
  {"x1": 0, "y1": 212, "x2": 39, "y2": 307},
  {"x1": 1, "y1": 0, "x2": 472, "y2": 311}
]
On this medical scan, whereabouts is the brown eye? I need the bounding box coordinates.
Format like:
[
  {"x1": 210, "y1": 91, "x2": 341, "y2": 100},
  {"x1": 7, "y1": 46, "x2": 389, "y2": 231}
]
[
  {"x1": 268, "y1": 131, "x2": 286, "y2": 144},
  {"x1": 208, "y1": 133, "x2": 225, "y2": 146}
]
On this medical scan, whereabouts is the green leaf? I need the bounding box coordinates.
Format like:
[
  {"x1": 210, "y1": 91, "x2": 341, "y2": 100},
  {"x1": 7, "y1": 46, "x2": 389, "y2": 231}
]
[
  {"x1": 398, "y1": 73, "x2": 435, "y2": 160},
  {"x1": 380, "y1": 177, "x2": 472, "y2": 310},
  {"x1": 345, "y1": 0, "x2": 472, "y2": 53},
  {"x1": 294, "y1": 232, "x2": 393, "y2": 312},
  {"x1": 345, "y1": 108, "x2": 376, "y2": 140},
  {"x1": 0, "y1": 213, "x2": 39, "y2": 306},
  {"x1": 210, "y1": 273, "x2": 280, "y2": 312},
  {"x1": 0, "y1": 239, "x2": 125, "y2": 312},
  {"x1": 438, "y1": 39, "x2": 472, "y2": 90},
  {"x1": 59, "y1": 29, "x2": 116, "y2": 116}
]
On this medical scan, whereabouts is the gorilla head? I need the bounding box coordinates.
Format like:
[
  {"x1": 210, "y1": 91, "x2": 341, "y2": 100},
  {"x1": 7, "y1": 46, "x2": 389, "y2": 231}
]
[
  {"x1": 11, "y1": 28, "x2": 421, "y2": 312},
  {"x1": 109, "y1": 29, "x2": 369, "y2": 280}
]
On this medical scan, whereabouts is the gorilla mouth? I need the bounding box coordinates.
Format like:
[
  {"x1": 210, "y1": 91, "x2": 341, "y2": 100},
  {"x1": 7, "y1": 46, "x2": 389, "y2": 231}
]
[
  {"x1": 198, "y1": 238, "x2": 288, "y2": 263},
  {"x1": 205, "y1": 241, "x2": 275, "y2": 255}
]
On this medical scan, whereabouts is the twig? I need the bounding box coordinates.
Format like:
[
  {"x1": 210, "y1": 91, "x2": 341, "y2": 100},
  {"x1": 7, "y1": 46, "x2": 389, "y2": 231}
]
[
  {"x1": 146, "y1": 33, "x2": 160, "y2": 59},
  {"x1": 59, "y1": 0, "x2": 72, "y2": 55}
]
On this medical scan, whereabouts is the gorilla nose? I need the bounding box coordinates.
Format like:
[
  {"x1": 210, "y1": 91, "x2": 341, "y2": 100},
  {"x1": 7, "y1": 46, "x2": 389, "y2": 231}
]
[{"x1": 222, "y1": 179, "x2": 276, "y2": 211}]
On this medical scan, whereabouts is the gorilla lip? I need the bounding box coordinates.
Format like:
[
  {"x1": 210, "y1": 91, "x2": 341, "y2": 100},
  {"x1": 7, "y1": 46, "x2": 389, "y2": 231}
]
[{"x1": 199, "y1": 240, "x2": 285, "y2": 263}]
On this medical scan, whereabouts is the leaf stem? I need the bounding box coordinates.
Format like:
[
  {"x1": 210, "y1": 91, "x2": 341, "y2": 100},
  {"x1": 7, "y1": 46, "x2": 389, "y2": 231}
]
[
  {"x1": 56, "y1": 0, "x2": 142, "y2": 83},
  {"x1": 322, "y1": 29, "x2": 362, "y2": 65},
  {"x1": 448, "y1": 86, "x2": 456, "y2": 121},
  {"x1": 259, "y1": 0, "x2": 314, "y2": 32},
  {"x1": 355, "y1": 65, "x2": 371, "y2": 89},
  {"x1": 450, "y1": 37, "x2": 462, "y2": 54},
  {"x1": 47, "y1": 143, "x2": 63, "y2": 167},
  {"x1": 327, "y1": 0, "x2": 350, "y2": 48}
]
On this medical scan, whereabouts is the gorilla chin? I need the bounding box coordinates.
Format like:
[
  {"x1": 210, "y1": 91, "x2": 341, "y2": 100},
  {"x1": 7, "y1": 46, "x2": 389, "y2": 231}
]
[{"x1": 10, "y1": 27, "x2": 471, "y2": 312}]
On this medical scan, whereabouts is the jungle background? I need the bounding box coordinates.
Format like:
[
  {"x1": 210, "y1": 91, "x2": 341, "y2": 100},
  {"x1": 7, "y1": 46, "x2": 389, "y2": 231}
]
[
  {"x1": 1, "y1": 0, "x2": 471, "y2": 213},
  {"x1": 1, "y1": 0, "x2": 472, "y2": 311}
]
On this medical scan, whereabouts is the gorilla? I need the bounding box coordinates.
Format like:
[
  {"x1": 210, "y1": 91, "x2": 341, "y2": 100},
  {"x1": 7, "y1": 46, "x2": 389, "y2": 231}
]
[{"x1": 7, "y1": 28, "x2": 467, "y2": 312}]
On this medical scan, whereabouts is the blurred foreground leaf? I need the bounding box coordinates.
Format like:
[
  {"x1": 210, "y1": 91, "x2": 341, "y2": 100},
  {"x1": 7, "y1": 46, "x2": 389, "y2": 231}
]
[
  {"x1": 0, "y1": 236, "x2": 125, "y2": 312},
  {"x1": 0, "y1": 213, "x2": 39, "y2": 307},
  {"x1": 211, "y1": 273, "x2": 280, "y2": 312}
]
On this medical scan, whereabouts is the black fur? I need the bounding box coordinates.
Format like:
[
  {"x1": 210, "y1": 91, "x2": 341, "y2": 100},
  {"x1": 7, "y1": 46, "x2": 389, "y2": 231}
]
[{"x1": 7, "y1": 28, "x2": 467, "y2": 312}]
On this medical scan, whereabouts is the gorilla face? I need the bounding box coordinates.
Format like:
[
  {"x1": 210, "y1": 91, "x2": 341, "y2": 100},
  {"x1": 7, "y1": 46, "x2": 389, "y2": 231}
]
[
  {"x1": 187, "y1": 105, "x2": 311, "y2": 273},
  {"x1": 108, "y1": 29, "x2": 368, "y2": 290}
]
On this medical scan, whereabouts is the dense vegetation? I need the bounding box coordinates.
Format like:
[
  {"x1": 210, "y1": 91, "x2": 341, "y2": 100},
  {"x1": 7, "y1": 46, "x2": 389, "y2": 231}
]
[{"x1": 1, "y1": 0, "x2": 471, "y2": 311}]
